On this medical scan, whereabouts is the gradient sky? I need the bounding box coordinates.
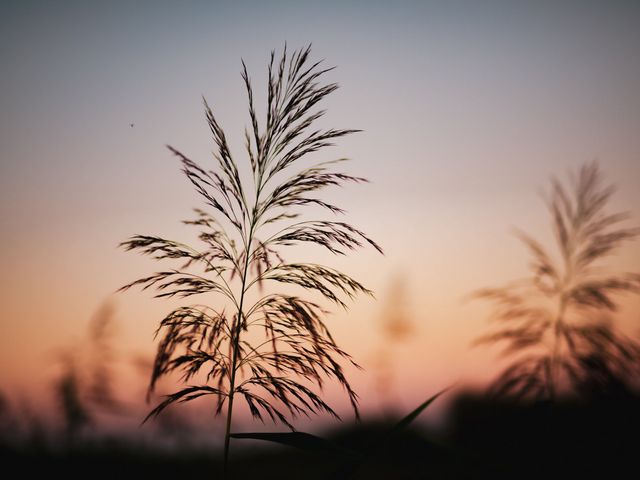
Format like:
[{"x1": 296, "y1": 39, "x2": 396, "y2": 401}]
[{"x1": 1, "y1": 0, "x2": 640, "y2": 428}]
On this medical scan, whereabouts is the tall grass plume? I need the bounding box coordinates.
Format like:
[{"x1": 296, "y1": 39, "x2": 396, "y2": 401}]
[
  {"x1": 119, "y1": 45, "x2": 382, "y2": 475},
  {"x1": 474, "y1": 162, "x2": 640, "y2": 400}
]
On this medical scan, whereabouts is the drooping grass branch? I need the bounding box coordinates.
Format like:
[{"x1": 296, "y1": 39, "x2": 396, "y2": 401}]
[
  {"x1": 119, "y1": 45, "x2": 381, "y2": 476},
  {"x1": 474, "y1": 162, "x2": 640, "y2": 401}
]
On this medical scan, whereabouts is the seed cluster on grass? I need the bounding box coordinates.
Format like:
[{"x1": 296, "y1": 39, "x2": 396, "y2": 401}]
[{"x1": 119, "y1": 45, "x2": 382, "y2": 474}]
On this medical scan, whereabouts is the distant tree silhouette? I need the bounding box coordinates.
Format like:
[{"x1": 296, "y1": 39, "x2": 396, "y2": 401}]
[{"x1": 475, "y1": 162, "x2": 640, "y2": 400}]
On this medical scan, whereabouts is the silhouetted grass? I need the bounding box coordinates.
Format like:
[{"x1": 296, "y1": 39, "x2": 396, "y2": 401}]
[
  {"x1": 475, "y1": 162, "x2": 640, "y2": 400},
  {"x1": 53, "y1": 301, "x2": 124, "y2": 443},
  {"x1": 119, "y1": 45, "x2": 381, "y2": 476},
  {"x1": 372, "y1": 277, "x2": 415, "y2": 411}
]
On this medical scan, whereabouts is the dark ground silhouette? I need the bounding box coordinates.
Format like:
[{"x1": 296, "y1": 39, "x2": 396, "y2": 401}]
[{"x1": 3, "y1": 386, "x2": 639, "y2": 479}]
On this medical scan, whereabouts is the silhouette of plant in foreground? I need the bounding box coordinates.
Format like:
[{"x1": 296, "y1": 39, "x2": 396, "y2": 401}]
[
  {"x1": 475, "y1": 162, "x2": 640, "y2": 400},
  {"x1": 119, "y1": 45, "x2": 381, "y2": 475}
]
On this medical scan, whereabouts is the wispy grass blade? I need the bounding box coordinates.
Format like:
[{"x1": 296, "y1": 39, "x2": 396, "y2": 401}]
[
  {"x1": 230, "y1": 431, "x2": 361, "y2": 459},
  {"x1": 389, "y1": 386, "x2": 452, "y2": 434}
]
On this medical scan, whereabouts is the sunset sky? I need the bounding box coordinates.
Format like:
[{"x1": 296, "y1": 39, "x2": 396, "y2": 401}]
[{"x1": 1, "y1": 0, "x2": 640, "y2": 431}]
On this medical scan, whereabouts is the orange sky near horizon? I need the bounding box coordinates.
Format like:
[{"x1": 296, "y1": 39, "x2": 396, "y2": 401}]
[{"x1": 1, "y1": 1, "x2": 640, "y2": 431}]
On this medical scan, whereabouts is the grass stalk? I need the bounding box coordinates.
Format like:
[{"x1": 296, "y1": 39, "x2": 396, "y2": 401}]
[{"x1": 119, "y1": 45, "x2": 382, "y2": 478}]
